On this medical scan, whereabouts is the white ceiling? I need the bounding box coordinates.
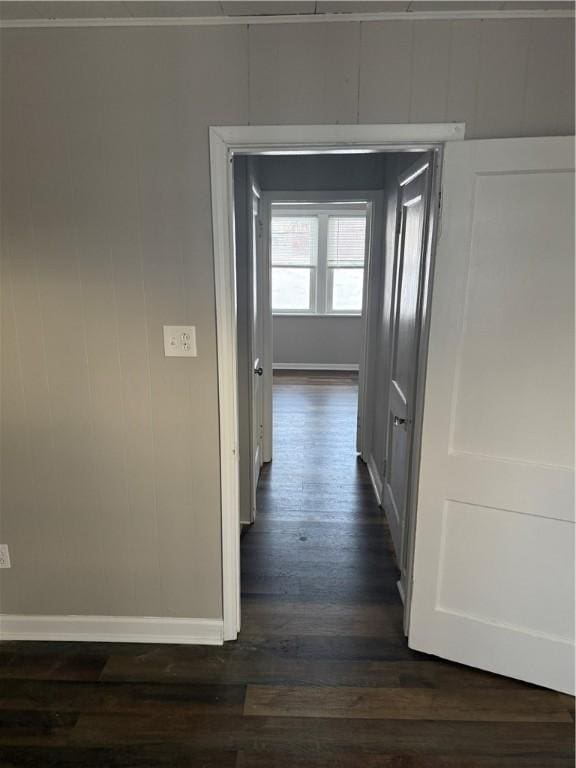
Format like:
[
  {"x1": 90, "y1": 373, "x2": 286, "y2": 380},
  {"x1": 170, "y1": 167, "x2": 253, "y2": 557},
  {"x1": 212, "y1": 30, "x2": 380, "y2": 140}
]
[{"x1": 0, "y1": 0, "x2": 573, "y2": 21}]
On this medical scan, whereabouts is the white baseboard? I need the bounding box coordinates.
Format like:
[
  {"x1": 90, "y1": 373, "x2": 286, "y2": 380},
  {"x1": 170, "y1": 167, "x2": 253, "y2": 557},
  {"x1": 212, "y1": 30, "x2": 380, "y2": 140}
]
[
  {"x1": 0, "y1": 614, "x2": 224, "y2": 645},
  {"x1": 273, "y1": 363, "x2": 359, "y2": 371},
  {"x1": 366, "y1": 452, "x2": 383, "y2": 506}
]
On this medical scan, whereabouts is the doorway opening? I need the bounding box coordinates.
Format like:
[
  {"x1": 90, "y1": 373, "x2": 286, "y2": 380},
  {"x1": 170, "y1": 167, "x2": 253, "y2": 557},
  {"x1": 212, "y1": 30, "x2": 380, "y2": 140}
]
[
  {"x1": 227, "y1": 138, "x2": 444, "y2": 644},
  {"x1": 209, "y1": 124, "x2": 463, "y2": 642}
]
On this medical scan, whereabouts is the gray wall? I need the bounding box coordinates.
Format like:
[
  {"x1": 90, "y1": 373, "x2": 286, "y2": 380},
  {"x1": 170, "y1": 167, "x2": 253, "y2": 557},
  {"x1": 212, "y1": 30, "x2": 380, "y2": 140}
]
[
  {"x1": 1, "y1": 18, "x2": 573, "y2": 620},
  {"x1": 273, "y1": 316, "x2": 363, "y2": 367},
  {"x1": 257, "y1": 154, "x2": 387, "y2": 192},
  {"x1": 257, "y1": 154, "x2": 386, "y2": 368}
]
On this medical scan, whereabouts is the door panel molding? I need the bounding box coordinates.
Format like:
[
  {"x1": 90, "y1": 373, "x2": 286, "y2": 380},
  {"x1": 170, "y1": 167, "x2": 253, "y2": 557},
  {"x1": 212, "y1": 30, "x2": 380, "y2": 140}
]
[{"x1": 447, "y1": 452, "x2": 574, "y2": 523}]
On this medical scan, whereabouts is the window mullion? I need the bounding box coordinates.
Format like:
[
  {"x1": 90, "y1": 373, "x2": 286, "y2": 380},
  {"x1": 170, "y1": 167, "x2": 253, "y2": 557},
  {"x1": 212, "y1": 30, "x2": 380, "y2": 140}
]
[{"x1": 317, "y1": 214, "x2": 329, "y2": 314}]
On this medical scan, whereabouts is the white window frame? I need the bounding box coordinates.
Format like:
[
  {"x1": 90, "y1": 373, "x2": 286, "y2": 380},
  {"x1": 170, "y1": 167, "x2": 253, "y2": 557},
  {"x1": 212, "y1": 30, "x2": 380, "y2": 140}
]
[
  {"x1": 270, "y1": 200, "x2": 371, "y2": 317},
  {"x1": 270, "y1": 212, "x2": 319, "y2": 314},
  {"x1": 325, "y1": 209, "x2": 369, "y2": 315}
]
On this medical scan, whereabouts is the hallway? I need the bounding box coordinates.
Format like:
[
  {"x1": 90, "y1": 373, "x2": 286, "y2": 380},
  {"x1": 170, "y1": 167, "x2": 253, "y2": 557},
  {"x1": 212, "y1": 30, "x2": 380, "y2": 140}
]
[
  {"x1": 242, "y1": 370, "x2": 402, "y2": 623},
  {"x1": 0, "y1": 374, "x2": 573, "y2": 766},
  {"x1": 238, "y1": 371, "x2": 575, "y2": 764}
]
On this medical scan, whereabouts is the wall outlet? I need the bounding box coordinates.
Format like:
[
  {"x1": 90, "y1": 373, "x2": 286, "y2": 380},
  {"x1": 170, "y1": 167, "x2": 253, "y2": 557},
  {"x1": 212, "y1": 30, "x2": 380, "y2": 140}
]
[
  {"x1": 163, "y1": 326, "x2": 197, "y2": 357},
  {"x1": 0, "y1": 545, "x2": 11, "y2": 568}
]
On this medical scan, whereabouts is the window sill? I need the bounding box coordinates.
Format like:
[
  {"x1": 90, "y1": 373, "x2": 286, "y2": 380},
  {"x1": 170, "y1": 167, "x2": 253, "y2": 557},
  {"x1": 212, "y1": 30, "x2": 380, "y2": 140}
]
[{"x1": 272, "y1": 313, "x2": 362, "y2": 318}]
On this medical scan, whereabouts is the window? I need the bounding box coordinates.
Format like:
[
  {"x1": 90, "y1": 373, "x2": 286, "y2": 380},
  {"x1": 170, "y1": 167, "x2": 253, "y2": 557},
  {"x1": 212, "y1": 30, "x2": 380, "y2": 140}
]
[
  {"x1": 271, "y1": 216, "x2": 318, "y2": 312},
  {"x1": 327, "y1": 216, "x2": 366, "y2": 313},
  {"x1": 271, "y1": 206, "x2": 368, "y2": 315}
]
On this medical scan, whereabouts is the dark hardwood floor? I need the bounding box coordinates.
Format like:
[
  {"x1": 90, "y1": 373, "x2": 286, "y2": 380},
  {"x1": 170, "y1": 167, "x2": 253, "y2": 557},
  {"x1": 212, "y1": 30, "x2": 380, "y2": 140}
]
[{"x1": 0, "y1": 371, "x2": 574, "y2": 767}]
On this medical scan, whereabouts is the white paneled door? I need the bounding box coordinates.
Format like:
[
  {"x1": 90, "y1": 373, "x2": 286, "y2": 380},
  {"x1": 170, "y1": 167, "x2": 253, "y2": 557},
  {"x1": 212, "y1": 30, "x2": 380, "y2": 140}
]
[{"x1": 409, "y1": 137, "x2": 575, "y2": 694}]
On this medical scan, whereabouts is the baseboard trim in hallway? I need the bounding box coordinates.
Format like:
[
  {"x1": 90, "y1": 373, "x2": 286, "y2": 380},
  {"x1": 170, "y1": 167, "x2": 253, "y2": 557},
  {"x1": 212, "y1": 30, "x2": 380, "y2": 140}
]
[
  {"x1": 365, "y1": 452, "x2": 384, "y2": 506},
  {"x1": 0, "y1": 614, "x2": 224, "y2": 645},
  {"x1": 273, "y1": 363, "x2": 359, "y2": 371}
]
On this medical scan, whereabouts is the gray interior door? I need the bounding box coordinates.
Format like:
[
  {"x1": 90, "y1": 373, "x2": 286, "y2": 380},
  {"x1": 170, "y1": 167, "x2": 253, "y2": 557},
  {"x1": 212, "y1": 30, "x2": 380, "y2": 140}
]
[
  {"x1": 249, "y1": 178, "x2": 264, "y2": 522},
  {"x1": 382, "y1": 156, "x2": 432, "y2": 570}
]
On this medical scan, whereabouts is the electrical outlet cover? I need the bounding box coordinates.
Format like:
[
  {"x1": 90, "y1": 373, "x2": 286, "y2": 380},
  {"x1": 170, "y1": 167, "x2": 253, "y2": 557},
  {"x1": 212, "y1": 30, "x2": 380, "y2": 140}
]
[
  {"x1": 0, "y1": 545, "x2": 11, "y2": 568},
  {"x1": 163, "y1": 325, "x2": 197, "y2": 357}
]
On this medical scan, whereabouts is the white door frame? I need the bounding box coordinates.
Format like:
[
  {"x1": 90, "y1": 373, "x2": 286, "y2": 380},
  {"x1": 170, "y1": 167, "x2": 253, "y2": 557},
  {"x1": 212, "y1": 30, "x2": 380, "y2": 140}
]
[
  {"x1": 248, "y1": 168, "x2": 264, "y2": 521},
  {"x1": 209, "y1": 123, "x2": 465, "y2": 640}
]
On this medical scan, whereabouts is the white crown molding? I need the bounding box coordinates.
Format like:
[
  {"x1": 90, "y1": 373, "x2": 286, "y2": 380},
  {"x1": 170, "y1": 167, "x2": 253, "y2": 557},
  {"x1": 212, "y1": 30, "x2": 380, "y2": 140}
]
[
  {"x1": 0, "y1": 614, "x2": 224, "y2": 644},
  {"x1": 0, "y1": 9, "x2": 573, "y2": 28}
]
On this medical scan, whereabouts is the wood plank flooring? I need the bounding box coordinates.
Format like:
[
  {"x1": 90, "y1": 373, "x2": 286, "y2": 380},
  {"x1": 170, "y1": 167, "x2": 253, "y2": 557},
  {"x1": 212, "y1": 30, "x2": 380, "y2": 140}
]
[{"x1": 0, "y1": 371, "x2": 574, "y2": 767}]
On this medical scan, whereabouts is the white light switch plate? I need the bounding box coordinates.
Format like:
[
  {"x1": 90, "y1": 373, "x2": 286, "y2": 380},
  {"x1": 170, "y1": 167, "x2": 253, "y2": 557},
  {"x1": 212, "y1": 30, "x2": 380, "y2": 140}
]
[
  {"x1": 0, "y1": 545, "x2": 11, "y2": 568},
  {"x1": 163, "y1": 326, "x2": 197, "y2": 357}
]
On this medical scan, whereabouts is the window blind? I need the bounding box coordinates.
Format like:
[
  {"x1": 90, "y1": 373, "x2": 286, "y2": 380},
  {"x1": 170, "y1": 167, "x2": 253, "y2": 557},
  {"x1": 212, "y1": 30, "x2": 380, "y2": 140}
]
[
  {"x1": 271, "y1": 216, "x2": 318, "y2": 266},
  {"x1": 327, "y1": 216, "x2": 367, "y2": 268}
]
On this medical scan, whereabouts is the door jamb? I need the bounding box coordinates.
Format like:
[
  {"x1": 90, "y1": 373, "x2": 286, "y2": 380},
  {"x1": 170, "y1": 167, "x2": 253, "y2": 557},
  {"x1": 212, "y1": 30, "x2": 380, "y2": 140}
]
[
  {"x1": 260, "y1": 193, "x2": 273, "y2": 464},
  {"x1": 209, "y1": 123, "x2": 465, "y2": 641},
  {"x1": 247, "y1": 164, "x2": 264, "y2": 520}
]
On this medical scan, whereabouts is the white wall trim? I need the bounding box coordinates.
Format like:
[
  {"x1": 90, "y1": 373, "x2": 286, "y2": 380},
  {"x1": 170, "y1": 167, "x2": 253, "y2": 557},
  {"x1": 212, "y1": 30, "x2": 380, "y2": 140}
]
[
  {"x1": 1, "y1": 9, "x2": 572, "y2": 29},
  {"x1": 215, "y1": 124, "x2": 465, "y2": 149},
  {"x1": 273, "y1": 363, "x2": 359, "y2": 371},
  {"x1": 0, "y1": 614, "x2": 224, "y2": 645},
  {"x1": 366, "y1": 453, "x2": 383, "y2": 506},
  {"x1": 210, "y1": 127, "x2": 240, "y2": 642},
  {"x1": 210, "y1": 123, "x2": 465, "y2": 643}
]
